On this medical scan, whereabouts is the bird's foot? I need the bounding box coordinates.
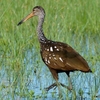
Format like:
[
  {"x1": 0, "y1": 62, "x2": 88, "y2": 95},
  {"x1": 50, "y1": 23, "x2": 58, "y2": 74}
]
[
  {"x1": 60, "y1": 83, "x2": 72, "y2": 91},
  {"x1": 45, "y1": 82, "x2": 57, "y2": 91},
  {"x1": 45, "y1": 82, "x2": 72, "y2": 91}
]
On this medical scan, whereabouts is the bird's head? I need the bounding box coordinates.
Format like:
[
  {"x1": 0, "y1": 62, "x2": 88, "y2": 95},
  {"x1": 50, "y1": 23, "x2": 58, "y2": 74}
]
[{"x1": 17, "y1": 6, "x2": 45, "y2": 26}]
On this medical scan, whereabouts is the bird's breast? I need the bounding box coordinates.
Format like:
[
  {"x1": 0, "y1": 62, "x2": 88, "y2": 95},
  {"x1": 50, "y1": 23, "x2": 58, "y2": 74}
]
[{"x1": 41, "y1": 48, "x2": 66, "y2": 70}]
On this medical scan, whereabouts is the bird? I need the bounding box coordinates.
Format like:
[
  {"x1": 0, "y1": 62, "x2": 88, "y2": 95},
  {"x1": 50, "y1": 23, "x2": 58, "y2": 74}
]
[{"x1": 17, "y1": 6, "x2": 92, "y2": 91}]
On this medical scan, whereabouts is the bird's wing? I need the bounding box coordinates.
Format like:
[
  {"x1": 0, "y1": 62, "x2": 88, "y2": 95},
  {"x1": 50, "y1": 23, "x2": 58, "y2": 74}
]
[{"x1": 47, "y1": 42, "x2": 90, "y2": 72}]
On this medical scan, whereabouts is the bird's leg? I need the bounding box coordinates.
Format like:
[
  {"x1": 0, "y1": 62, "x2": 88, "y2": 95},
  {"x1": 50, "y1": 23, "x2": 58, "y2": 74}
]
[
  {"x1": 45, "y1": 82, "x2": 57, "y2": 91},
  {"x1": 45, "y1": 69, "x2": 72, "y2": 91},
  {"x1": 45, "y1": 80, "x2": 63, "y2": 91},
  {"x1": 56, "y1": 80, "x2": 63, "y2": 99},
  {"x1": 45, "y1": 81, "x2": 72, "y2": 91},
  {"x1": 45, "y1": 68, "x2": 59, "y2": 91},
  {"x1": 65, "y1": 72, "x2": 72, "y2": 90},
  {"x1": 60, "y1": 83, "x2": 71, "y2": 90},
  {"x1": 67, "y1": 76, "x2": 72, "y2": 90}
]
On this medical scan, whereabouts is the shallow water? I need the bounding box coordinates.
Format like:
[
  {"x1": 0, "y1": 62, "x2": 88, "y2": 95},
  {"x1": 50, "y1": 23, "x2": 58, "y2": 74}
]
[{"x1": 0, "y1": 46, "x2": 100, "y2": 100}]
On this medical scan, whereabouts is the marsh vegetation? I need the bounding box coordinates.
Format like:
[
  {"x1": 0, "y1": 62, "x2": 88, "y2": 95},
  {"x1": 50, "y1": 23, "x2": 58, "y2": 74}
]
[{"x1": 0, "y1": 0, "x2": 100, "y2": 99}]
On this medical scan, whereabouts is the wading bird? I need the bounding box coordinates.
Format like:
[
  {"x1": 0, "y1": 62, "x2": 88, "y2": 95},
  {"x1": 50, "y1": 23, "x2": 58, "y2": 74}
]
[{"x1": 17, "y1": 6, "x2": 92, "y2": 91}]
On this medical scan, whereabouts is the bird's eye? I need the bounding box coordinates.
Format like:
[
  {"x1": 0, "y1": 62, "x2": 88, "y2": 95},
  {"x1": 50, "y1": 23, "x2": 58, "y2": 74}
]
[{"x1": 33, "y1": 10, "x2": 36, "y2": 12}]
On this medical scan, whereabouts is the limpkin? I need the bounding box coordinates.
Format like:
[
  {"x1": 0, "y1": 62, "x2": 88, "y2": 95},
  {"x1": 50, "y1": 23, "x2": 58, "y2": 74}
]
[{"x1": 17, "y1": 6, "x2": 92, "y2": 91}]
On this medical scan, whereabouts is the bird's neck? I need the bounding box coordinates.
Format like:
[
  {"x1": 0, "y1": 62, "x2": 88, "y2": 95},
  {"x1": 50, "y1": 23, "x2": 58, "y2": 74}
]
[{"x1": 37, "y1": 17, "x2": 47, "y2": 43}]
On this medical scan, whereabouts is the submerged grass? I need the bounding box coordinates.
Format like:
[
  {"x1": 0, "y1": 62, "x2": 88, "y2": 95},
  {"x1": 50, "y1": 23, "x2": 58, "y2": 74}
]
[{"x1": 0, "y1": 0, "x2": 100, "y2": 99}]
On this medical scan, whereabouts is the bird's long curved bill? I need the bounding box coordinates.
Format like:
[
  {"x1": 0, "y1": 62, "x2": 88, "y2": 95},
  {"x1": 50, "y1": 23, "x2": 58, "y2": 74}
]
[{"x1": 17, "y1": 12, "x2": 34, "y2": 26}]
